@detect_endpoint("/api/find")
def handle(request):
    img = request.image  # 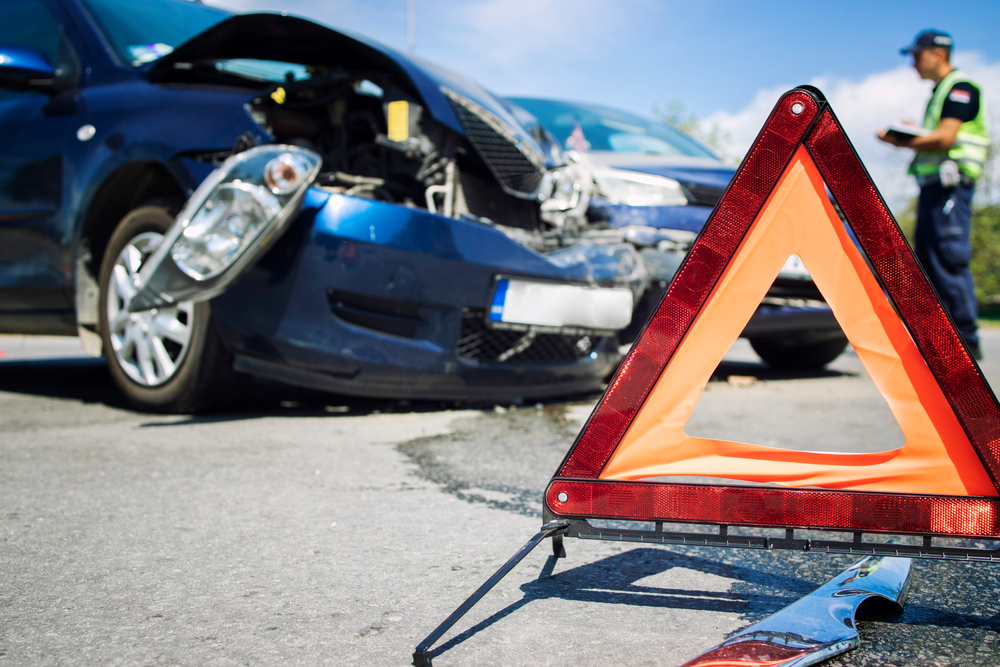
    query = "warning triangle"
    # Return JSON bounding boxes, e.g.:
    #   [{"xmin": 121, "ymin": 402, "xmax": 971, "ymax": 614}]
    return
[{"xmin": 546, "ymin": 87, "xmax": 1000, "ymax": 539}]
